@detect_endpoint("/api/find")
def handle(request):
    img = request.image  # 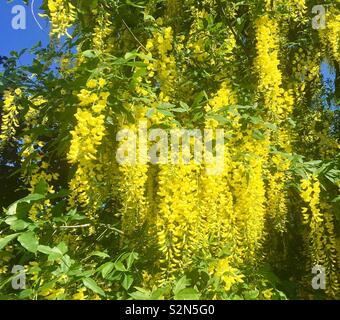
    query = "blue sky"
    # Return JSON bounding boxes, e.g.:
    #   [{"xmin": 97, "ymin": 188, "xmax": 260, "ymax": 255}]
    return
[{"xmin": 0, "ymin": 0, "xmax": 49, "ymax": 65}]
